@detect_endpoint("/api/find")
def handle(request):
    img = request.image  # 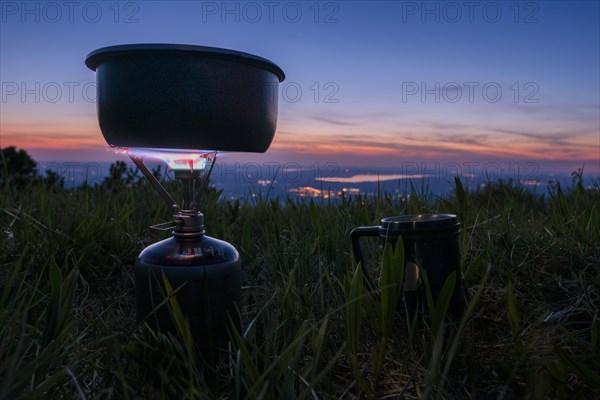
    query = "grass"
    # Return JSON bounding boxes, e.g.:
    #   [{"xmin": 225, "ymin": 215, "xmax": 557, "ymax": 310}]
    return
[{"xmin": 1, "ymin": 170, "xmax": 599, "ymax": 399}]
